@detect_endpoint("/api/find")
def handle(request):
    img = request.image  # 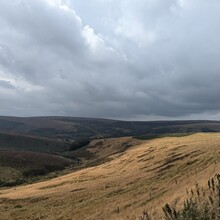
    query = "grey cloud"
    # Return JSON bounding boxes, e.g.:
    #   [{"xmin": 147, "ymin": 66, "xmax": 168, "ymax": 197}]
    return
[
  {"xmin": 0, "ymin": 0, "xmax": 220, "ymax": 119},
  {"xmin": 0, "ymin": 80, "xmax": 14, "ymax": 89}
]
